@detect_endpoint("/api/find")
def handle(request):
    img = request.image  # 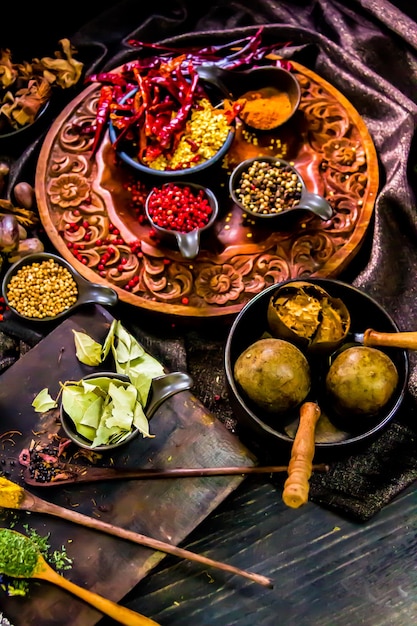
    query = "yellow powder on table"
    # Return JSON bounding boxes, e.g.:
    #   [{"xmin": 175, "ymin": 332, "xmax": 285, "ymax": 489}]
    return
[{"xmin": 0, "ymin": 476, "xmax": 24, "ymax": 509}]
